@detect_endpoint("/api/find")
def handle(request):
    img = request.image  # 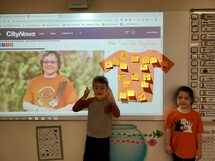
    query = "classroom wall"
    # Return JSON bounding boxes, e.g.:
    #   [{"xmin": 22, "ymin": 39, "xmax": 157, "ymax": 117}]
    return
[
  {"xmin": 0, "ymin": 0, "xmax": 215, "ymax": 13},
  {"xmin": 1, "ymin": 1, "xmax": 215, "ymax": 161}
]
